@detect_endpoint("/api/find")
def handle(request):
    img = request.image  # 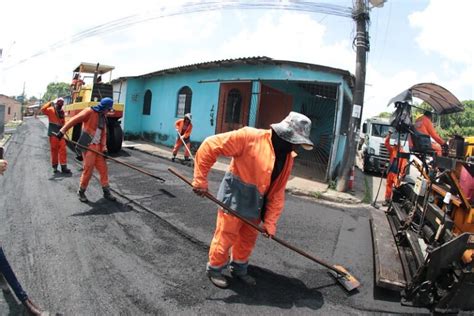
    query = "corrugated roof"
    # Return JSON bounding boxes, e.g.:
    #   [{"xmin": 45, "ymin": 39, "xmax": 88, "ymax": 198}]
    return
[{"xmin": 131, "ymin": 56, "xmax": 354, "ymax": 85}]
